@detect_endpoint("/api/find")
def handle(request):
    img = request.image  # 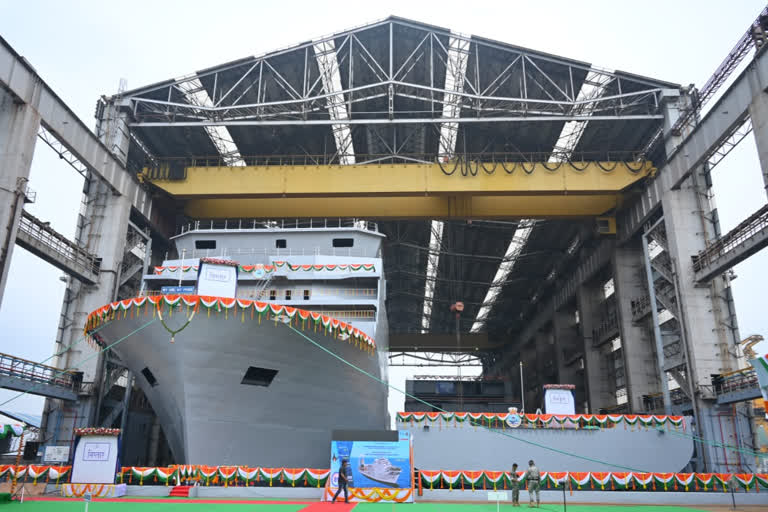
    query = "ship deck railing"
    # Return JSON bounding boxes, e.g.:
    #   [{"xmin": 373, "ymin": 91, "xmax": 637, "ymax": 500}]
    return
[
  {"xmin": 178, "ymin": 218, "xmax": 379, "ymax": 234},
  {"xmin": 167, "ymin": 246, "xmax": 380, "ymax": 259},
  {"xmin": 242, "ymin": 288, "xmax": 377, "ymax": 300},
  {"xmin": 139, "ymin": 288, "xmax": 377, "ymax": 299}
]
